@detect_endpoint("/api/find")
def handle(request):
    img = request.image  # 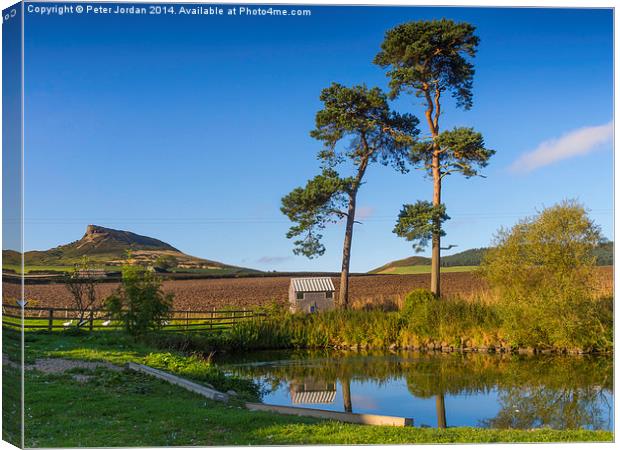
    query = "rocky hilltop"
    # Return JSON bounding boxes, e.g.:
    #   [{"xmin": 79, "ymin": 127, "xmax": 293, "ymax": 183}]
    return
[{"xmin": 76, "ymin": 225, "xmax": 179, "ymax": 254}]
